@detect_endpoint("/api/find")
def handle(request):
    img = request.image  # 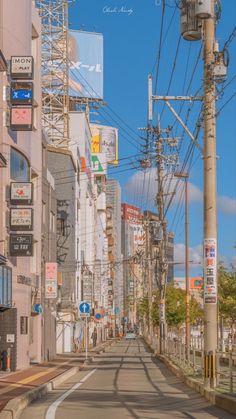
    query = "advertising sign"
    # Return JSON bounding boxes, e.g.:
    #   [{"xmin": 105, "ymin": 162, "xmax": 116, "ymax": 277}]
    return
[
  {"xmin": 121, "ymin": 204, "xmax": 142, "ymax": 224},
  {"xmin": 10, "ymin": 208, "xmax": 33, "ymax": 231},
  {"xmin": 10, "ymin": 56, "xmax": 34, "ymax": 79},
  {"xmin": 68, "ymin": 30, "xmax": 103, "ymax": 100},
  {"xmin": 9, "ymin": 234, "xmax": 33, "ymax": 257},
  {"xmin": 91, "ymin": 124, "xmax": 118, "ymax": 164},
  {"xmin": 10, "ymin": 82, "xmax": 33, "ymax": 105},
  {"xmin": 91, "ymin": 153, "xmax": 107, "ymax": 174},
  {"xmin": 100, "ymin": 126, "xmax": 118, "ymax": 164},
  {"xmin": 10, "ymin": 182, "xmax": 33, "ymax": 205},
  {"xmin": 10, "ymin": 107, "xmax": 33, "ymax": 131},
  {"xmin": 204, "ymin": 238, "xmax": 217, "ymax": 304},
  {"xmin": 82, "ymin": 272, "xmax": 93, "ymax": 306},
  {"xmin": 45, "ymin": 262, "xmax": 58, "ymax": 299}
]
